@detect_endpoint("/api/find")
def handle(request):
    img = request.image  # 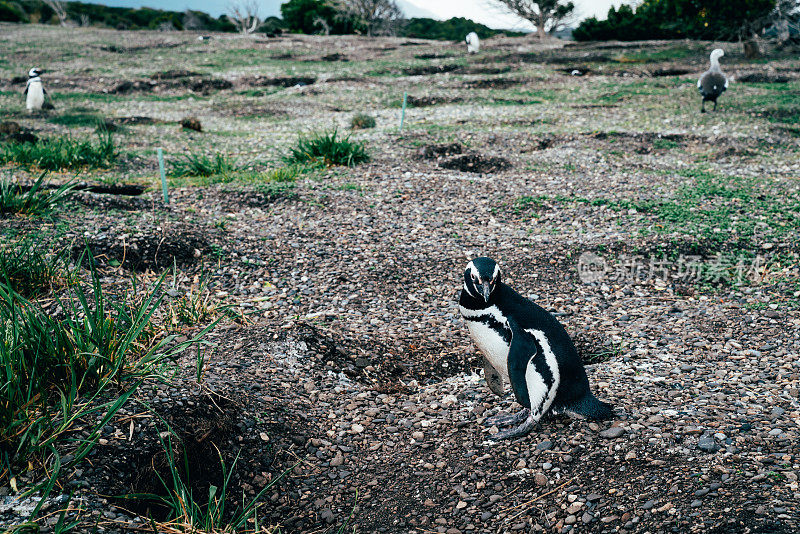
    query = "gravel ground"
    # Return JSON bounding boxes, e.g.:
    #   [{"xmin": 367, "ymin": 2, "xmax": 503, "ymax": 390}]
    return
[{"xmin": 0, "ymin": 25, "xmax": 799, "ymax": 533}]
